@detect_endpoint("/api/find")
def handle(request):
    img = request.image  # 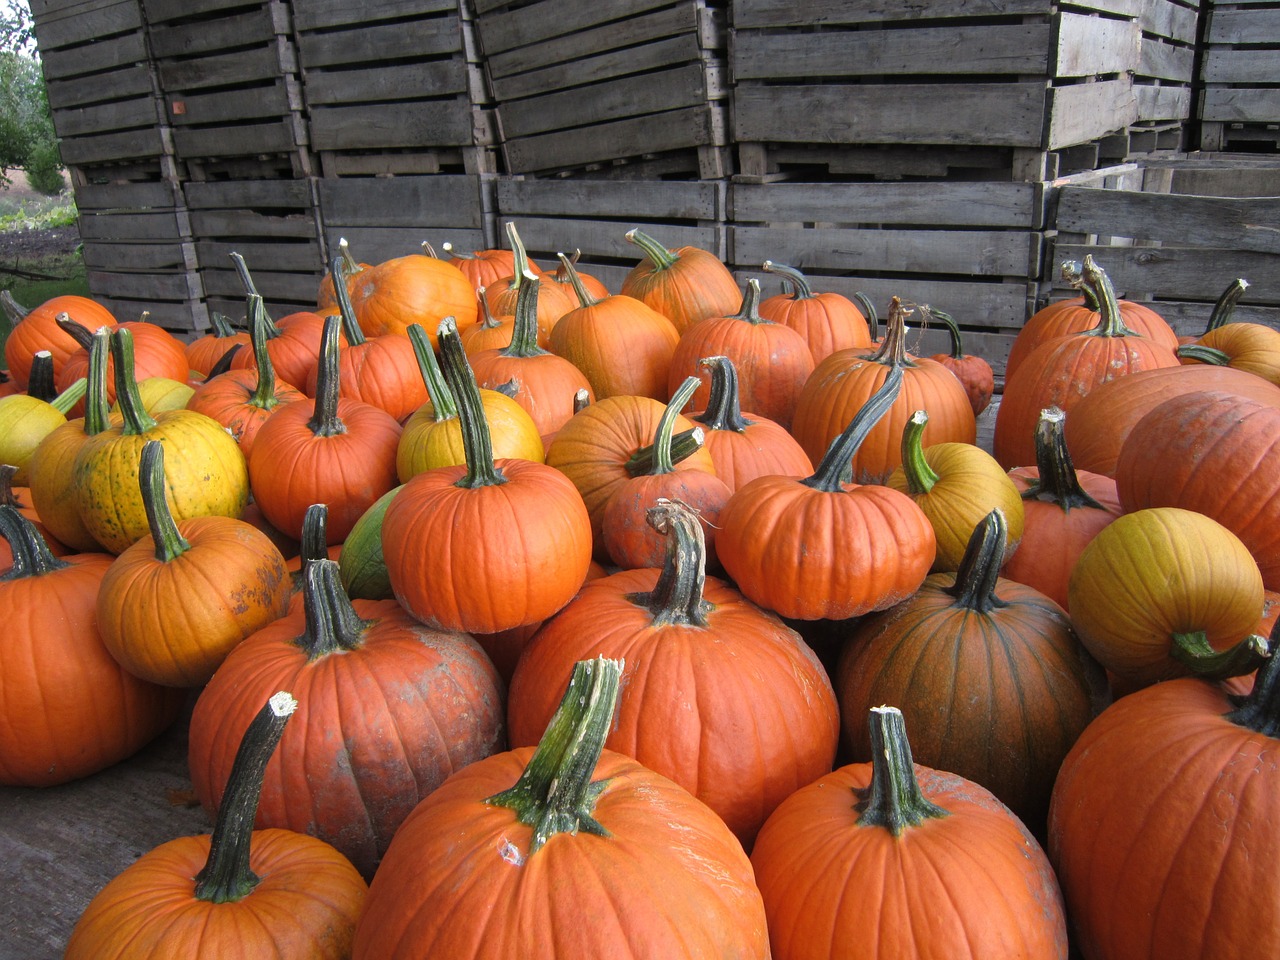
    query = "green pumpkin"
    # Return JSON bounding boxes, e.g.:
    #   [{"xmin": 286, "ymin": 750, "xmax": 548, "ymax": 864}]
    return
[{"xmin": 339, "ymin": 484, "xmax": 401, "ymax": 600}]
